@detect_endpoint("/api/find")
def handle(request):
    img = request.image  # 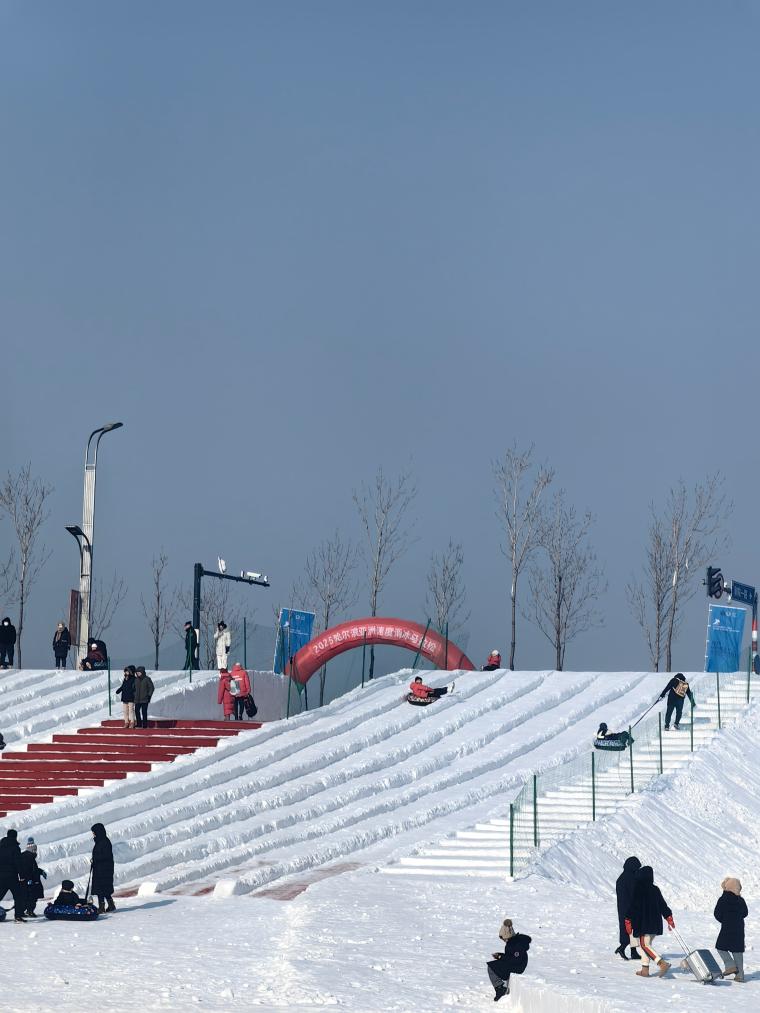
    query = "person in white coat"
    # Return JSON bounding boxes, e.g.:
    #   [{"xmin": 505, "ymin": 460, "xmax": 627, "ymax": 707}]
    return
[{"xmin": 214, "ymin": 621, "xmax": 231, "ymax": 670}]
